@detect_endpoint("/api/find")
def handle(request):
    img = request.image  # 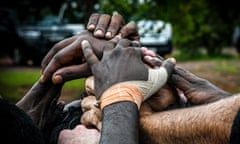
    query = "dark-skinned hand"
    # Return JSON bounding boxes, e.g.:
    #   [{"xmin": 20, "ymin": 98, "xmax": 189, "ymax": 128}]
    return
[
  {"xmin": 16, "ymin": 81, "xmax": 64, "ymax": 141},
  {"xmin": 169, "ymin": 67, "xmax": 231, "ymax": 105},
  {"xmin": 81, "ymin": 38, "xmax": 175, "ymax": 144},
  {"xmin": 141, "ymin": 54, "xmax": 230, "ymax": 107},
  {"xmin": 81, "ymin": 38, "xmax": 175, "ymax": 100},
  {"xmin": 87, "ymin": 13, "xmax": 138, "ymax": 40},
  {"xmin": 40, "ymin": 13, "xmax": 139, "ymax": 85}
]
